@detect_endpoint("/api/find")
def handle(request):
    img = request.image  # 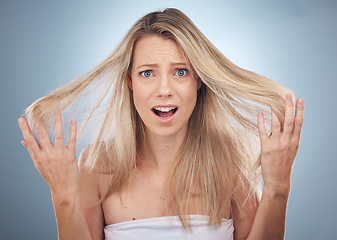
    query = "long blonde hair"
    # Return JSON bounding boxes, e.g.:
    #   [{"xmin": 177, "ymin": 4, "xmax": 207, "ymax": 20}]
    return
[{"xmin": 25, "ymin": 8, "xmax": 289, "ymax": 227}]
